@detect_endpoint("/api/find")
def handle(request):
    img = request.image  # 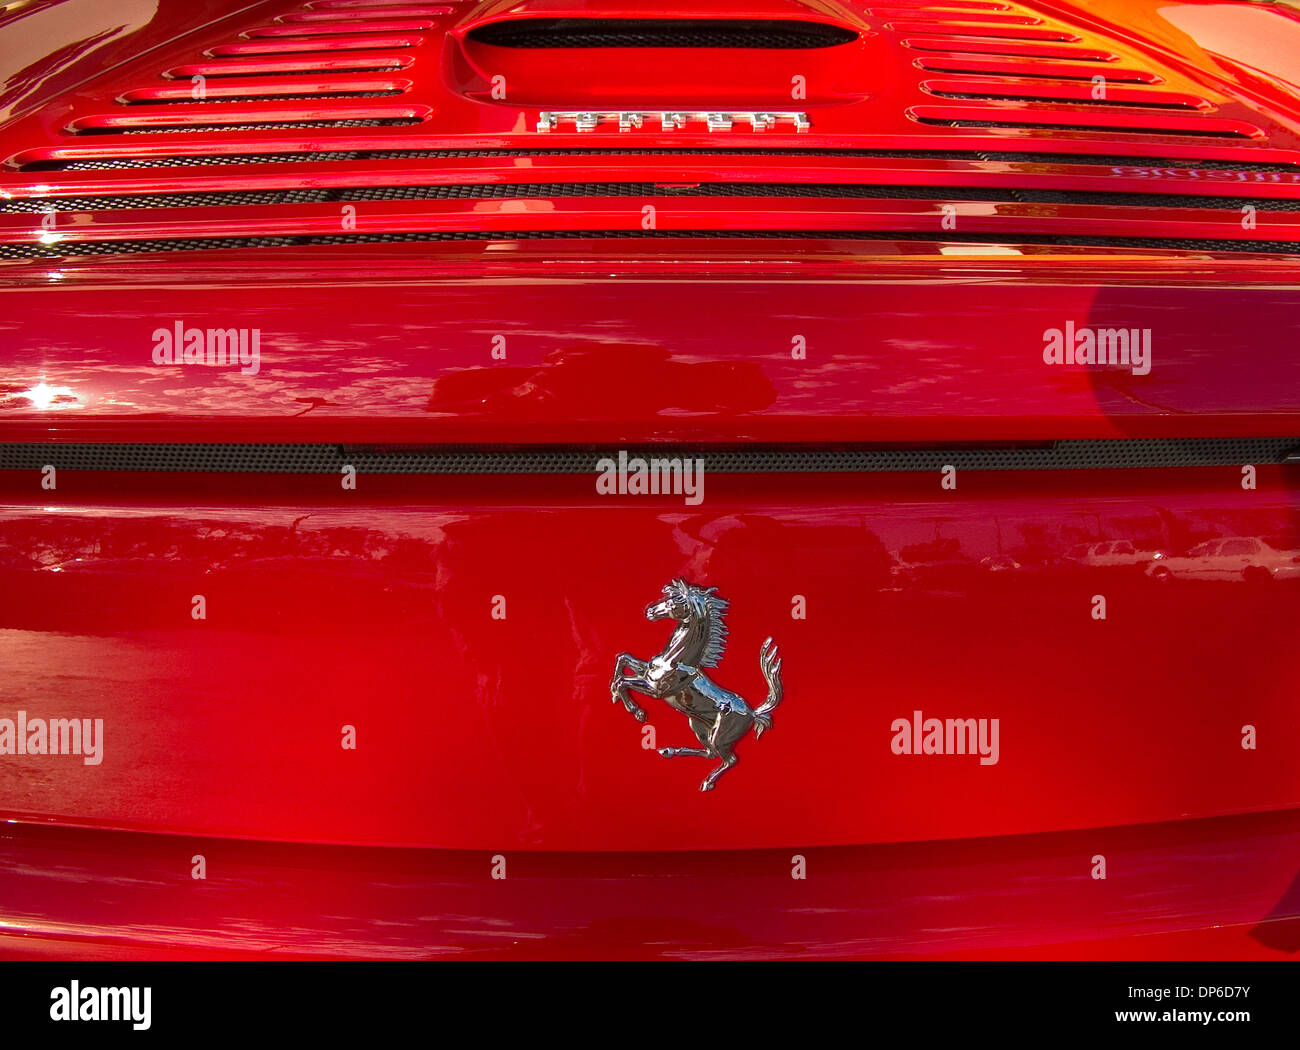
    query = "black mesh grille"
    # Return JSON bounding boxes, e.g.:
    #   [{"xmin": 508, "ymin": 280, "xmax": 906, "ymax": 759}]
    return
[
  {"xmin": 74, "ymin": 118, "xmax": 422, "ymax": 135},
  {"xmin": 0, "ymin": 439, "xmax": 1294, "ymax": 475},
  {"xmin": 2, "ymin": 230, "xmax": 1298, "ymax": 259},
  {"xmin": 467, "ymin": 18, "xmax": 858, "ymax": 49},
  {"xmin": 9, "ymin": 181, "xmax": 1299, "ymax": 213},
  {"xmin": 124, "ymin": 90, "xmax": 405, "ymax": 104},
  {"xmin": 23, "ymin": 148, "xmax": 1297, "ymax": 172}
]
